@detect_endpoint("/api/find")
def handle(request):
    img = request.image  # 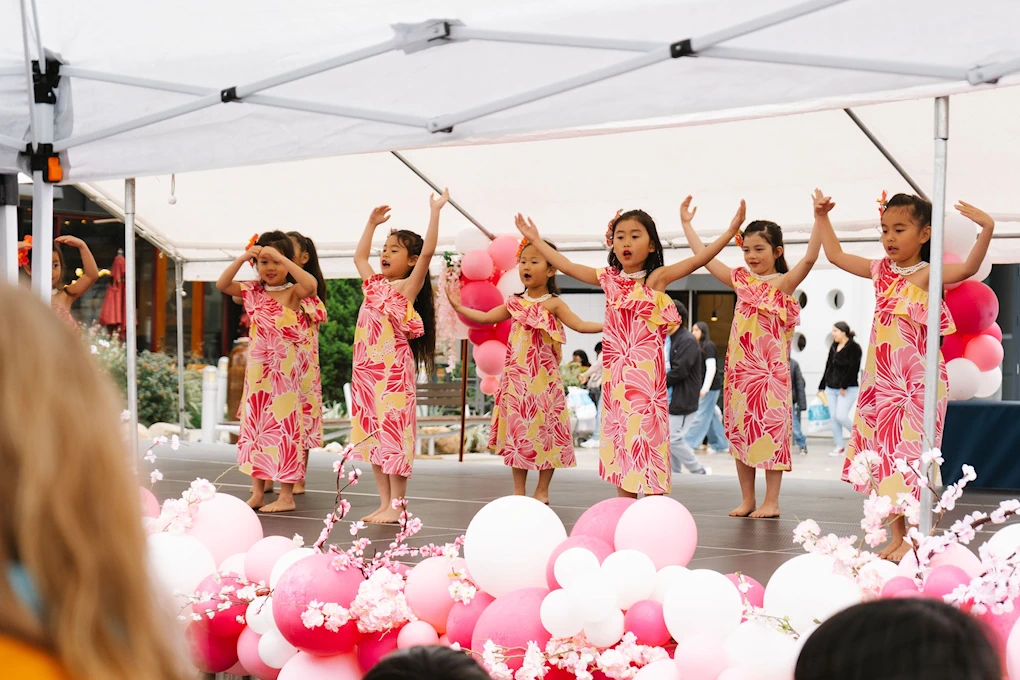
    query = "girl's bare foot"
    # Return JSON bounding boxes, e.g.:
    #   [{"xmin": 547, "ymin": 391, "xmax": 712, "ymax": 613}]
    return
[
  {"xmin": 294, "ymin": 481, "xmax": 306, "ymax": 495},
  {"xmin": 259, "ymin": 497, "xmax": 297, "ymax": 513},
  {"xmin": 361, "ymin": 508, "xmax": 384, "ymax": 522},
  {"xmin": 246, "ymin": 493, "xmax": 264, "ymax": 509},
  {"xmin": 878, "ymin": 537, "xmax": 911, "ymax": 562},
  {"xmin": 533, "ymin": 493, "xmax": 550, "ymax": 505},
  {"xmin": 260, "ymin": 482, "xmax": 275, "ymax": 494},
  {"xmin": 750, "ymin": 502, "xmax": 780, "ymax": 519},
  {"xmin": 367, "ymin": 508, "xmax": 403, "ymax": 524},
  {"xmin": 729, "ymin": 501, "xmax": 756, "ymax": 517}
]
